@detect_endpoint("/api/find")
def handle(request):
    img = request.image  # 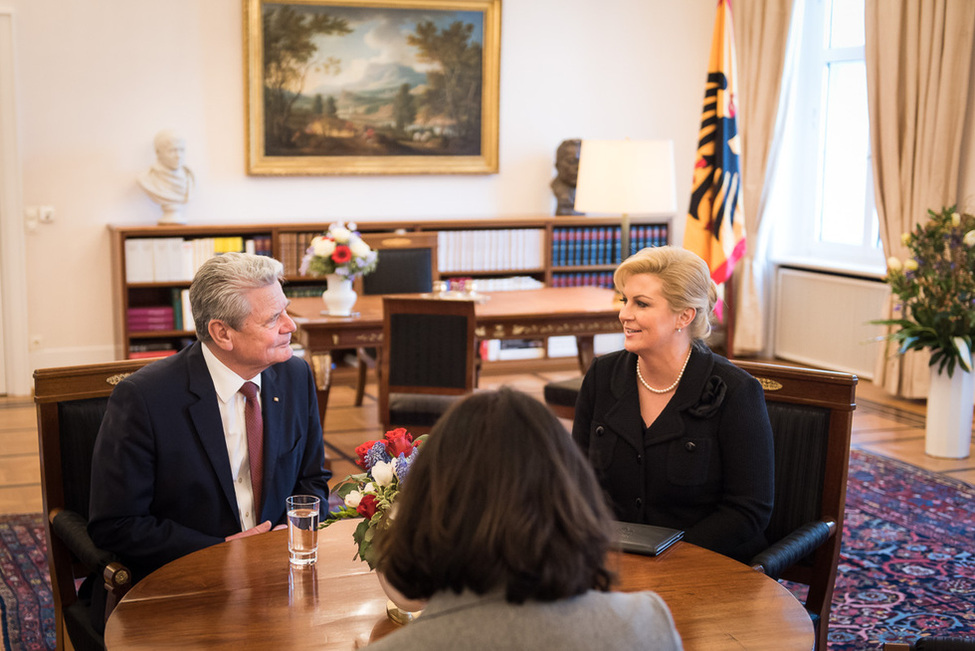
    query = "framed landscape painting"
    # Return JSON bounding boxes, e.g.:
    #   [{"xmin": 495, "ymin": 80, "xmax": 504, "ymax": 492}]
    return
[{"xmin": 245, "ymin": 0, "xmax": 501, "ymax": 175}]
